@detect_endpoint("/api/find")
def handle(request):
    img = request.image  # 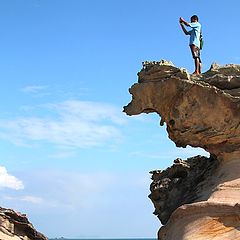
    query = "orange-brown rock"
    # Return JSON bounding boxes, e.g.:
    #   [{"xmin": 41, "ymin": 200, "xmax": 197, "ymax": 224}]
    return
[
  {"xmin": 0, "ymin": 207, "xmax": 48, "ymax": 240},
  {"xmin": 158, "ymin": 202, "xmax": 240, "ymax": 240},
  {"xmin": 124, "ymin": 60, "xmax": 240, "ymax": 157},
  {"xmin": 124, "ymin": 60, "xmax": 240, "ymax": 240}
]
